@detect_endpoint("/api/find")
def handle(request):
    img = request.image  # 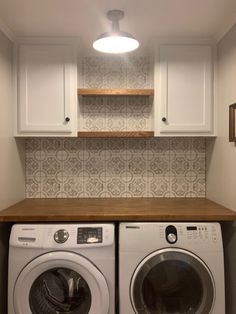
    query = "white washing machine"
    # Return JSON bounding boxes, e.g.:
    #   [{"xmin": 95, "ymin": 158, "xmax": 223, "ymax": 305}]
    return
[
  {"xmin": 8, "ymin": 223, "xmax": 115, "ymax": 314},
  {"xmin": 119, "ymin": 222, "xmax": 225, "ymax": 314}
]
